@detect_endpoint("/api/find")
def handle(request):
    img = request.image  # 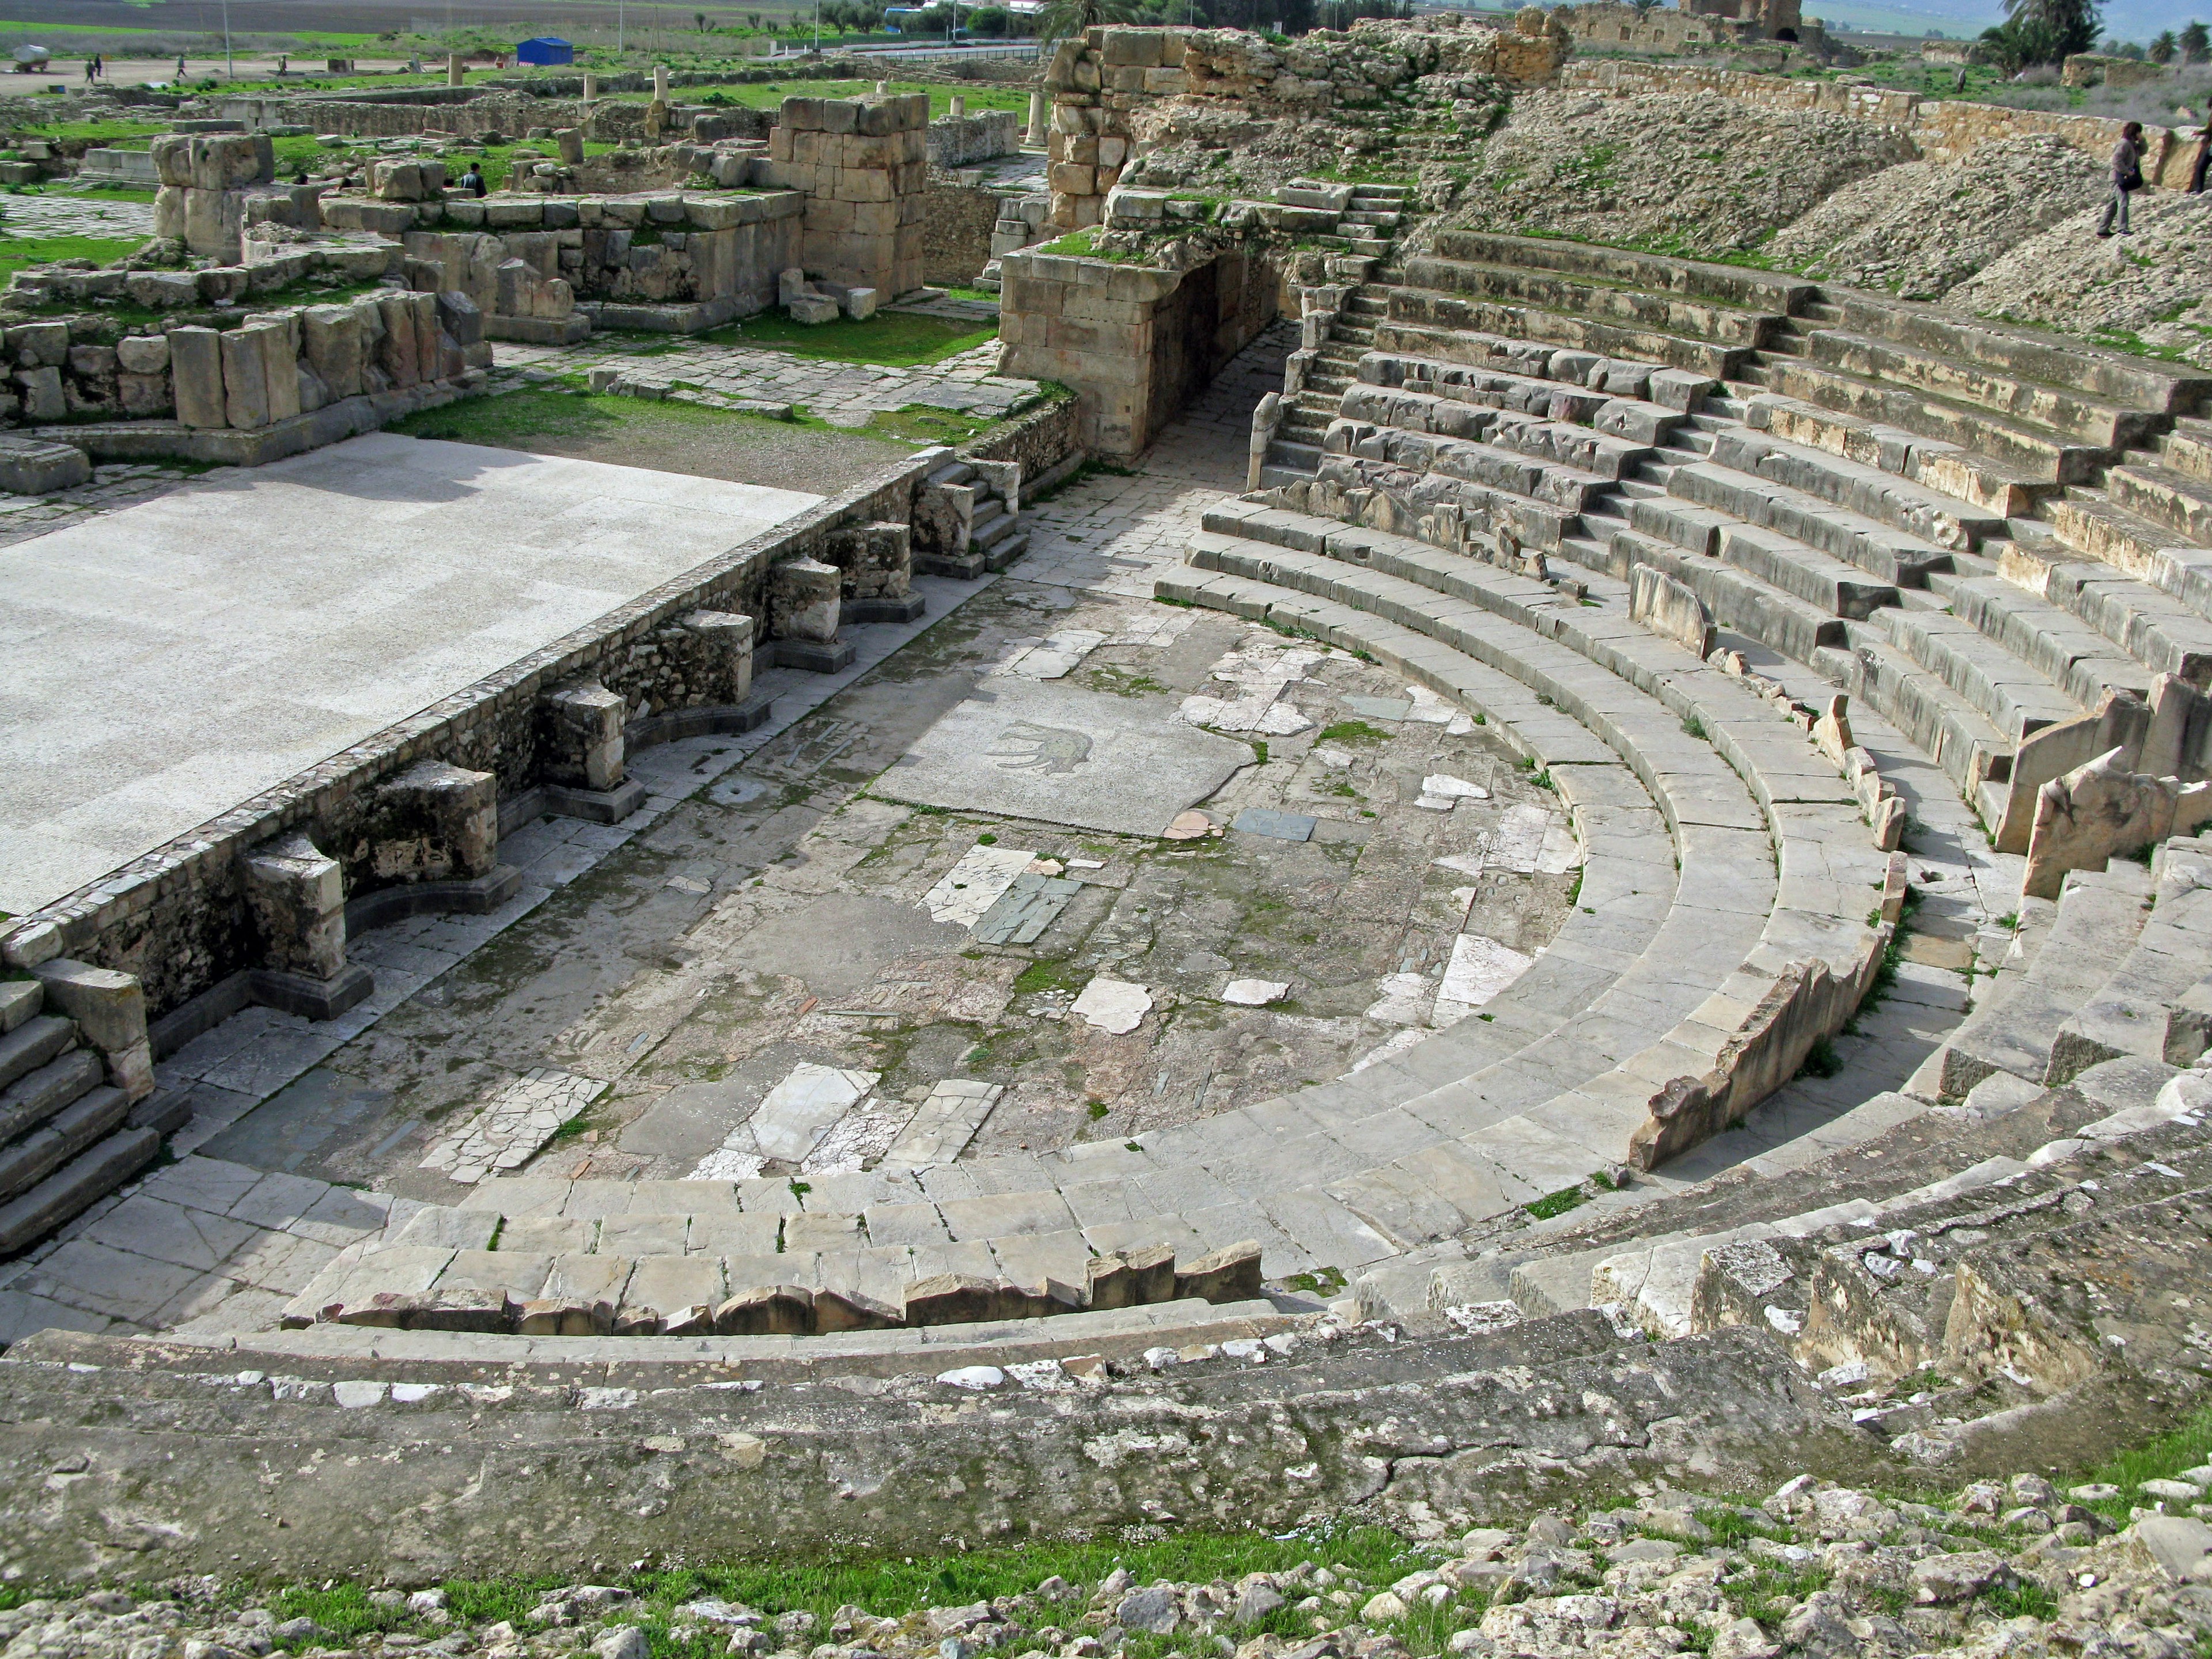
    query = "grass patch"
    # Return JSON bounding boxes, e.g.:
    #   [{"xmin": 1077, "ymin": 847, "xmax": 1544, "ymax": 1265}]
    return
[
  {"xmin": 1797, "ymin": 1037, "xmax": 1842, "ymax": 1080},
  {"xmin": 1524, "ymin": 1184, "xmax": 1588, "ymax": 1221},
  {"xmin": 0, "ymin": 230, "xmax": 141, "ymax": 281},
  {"xmin": 865, "ymin": 404, "xmax": 997, "ymax": 446},
  {"xmin": 700, "ymin": 308, "xmax": 995, "ymax": 368},
  {"xmin": 1317, "ymin": 719, "xmax": 1391, "ymax": 745}
]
